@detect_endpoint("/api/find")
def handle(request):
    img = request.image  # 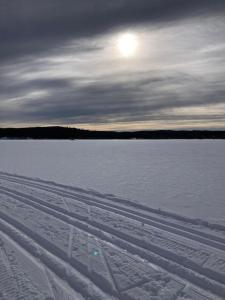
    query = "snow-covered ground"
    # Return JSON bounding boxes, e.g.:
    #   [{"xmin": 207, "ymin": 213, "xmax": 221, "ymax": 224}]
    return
[
  {"xmin": 0, "ymin": 140, "xmax": 225, "ymax": 299},
  {"xmin": 0, "ymin": 172, "xmax": 225, "ymax": 299},
  {"xmin": 0, "ymin": 140, "xmax": 225, "ymax": 224}
]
